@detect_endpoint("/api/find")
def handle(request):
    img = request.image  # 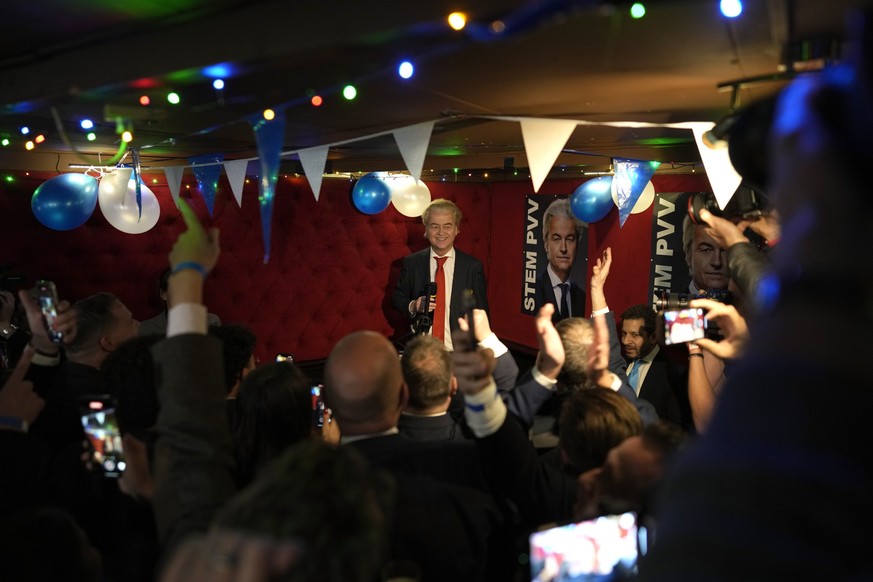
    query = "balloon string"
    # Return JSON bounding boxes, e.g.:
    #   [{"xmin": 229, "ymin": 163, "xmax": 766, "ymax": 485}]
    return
[{"xmin": 51, "ymin": 107, "xmax": 129, "ymax": 167}]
